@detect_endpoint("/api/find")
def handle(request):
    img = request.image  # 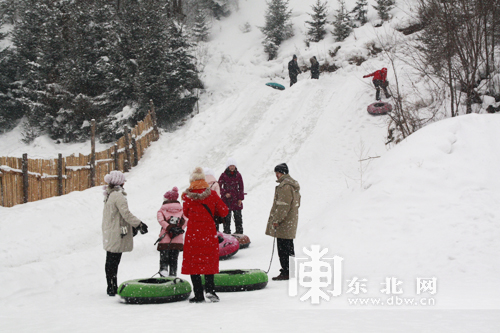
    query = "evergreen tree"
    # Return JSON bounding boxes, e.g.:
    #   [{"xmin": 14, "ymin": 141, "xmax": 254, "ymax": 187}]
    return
[
  {"xmin": 351, "ymin": 0, "xmax": 368, "ymax": 25},
  {"xmin": 260, "ymin": 0, "xmax": 293, "ymax": 60},
  {"xmin": 192, "ymin": 9, "xmax": 210, "ymax": 42},
  {"xmin": 305, "ymin": 0, "xmax": 328, "ymax": 43},
  {"xmin": 158, "ymin": 21, "xmax": 203, "ymax": 126},
  {"xmin": 12, "ymin": 0, "xmax": 68, "ymax": 142},
  {"xmin": 332, "ymin": 0, "xmax": 353, "ymax": 42},
  {"xmin": 0, "ymin": 47, "xmax": 25, "ymax": 132},
  {"xmin": 51, "ymin": 0, "xmax": 120, "ymax": 142},
  {"xmin": 373, "ymin": 0, "xmax": 395, "ymax": 21}
]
